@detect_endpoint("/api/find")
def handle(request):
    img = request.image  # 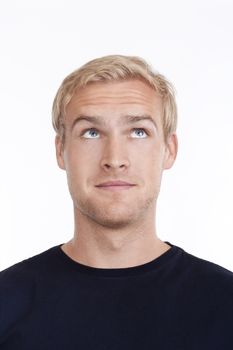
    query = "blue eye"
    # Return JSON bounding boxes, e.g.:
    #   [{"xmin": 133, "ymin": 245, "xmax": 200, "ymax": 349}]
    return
[
  {"xmin": 132, "ymin": 128, "xmax": 147, "ymax": 138},
  {"xmin": 81, "ymin": 128, "xmax": 148, "ymax": 139},
  {"xmin": 82, "ymin": 128, "xmax": 99, "ymax": 138}
]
